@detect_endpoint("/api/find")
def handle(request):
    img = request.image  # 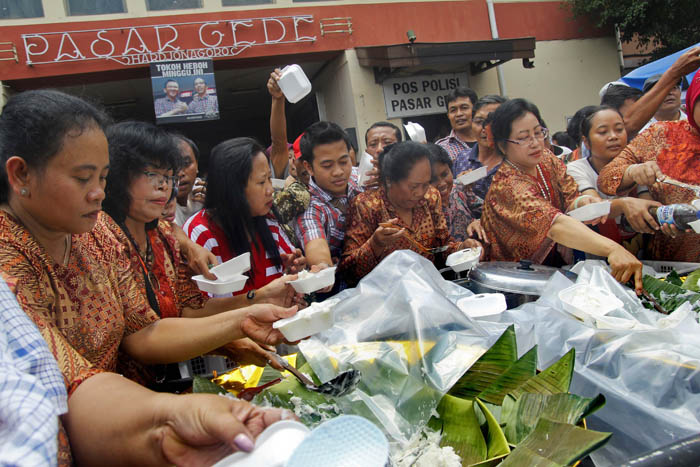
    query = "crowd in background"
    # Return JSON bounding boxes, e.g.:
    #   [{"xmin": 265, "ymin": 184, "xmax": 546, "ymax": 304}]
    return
[{"xmin": 1, "ymin": 46, "xmax": 699, "ymax": 464}]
